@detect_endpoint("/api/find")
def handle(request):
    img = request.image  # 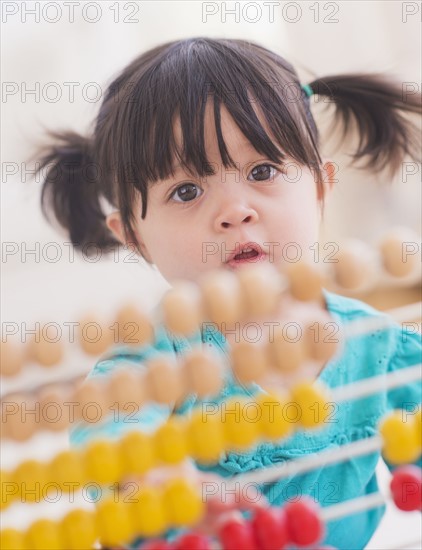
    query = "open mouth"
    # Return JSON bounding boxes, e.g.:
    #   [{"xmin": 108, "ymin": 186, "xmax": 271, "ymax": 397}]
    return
[
  {"xmin": 226, "ymin": 244, "xmax": 266, "ymax": 268},
  {"xmin": 233, "ymin": 247, "xmax": 260, "ymax": 261}
]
